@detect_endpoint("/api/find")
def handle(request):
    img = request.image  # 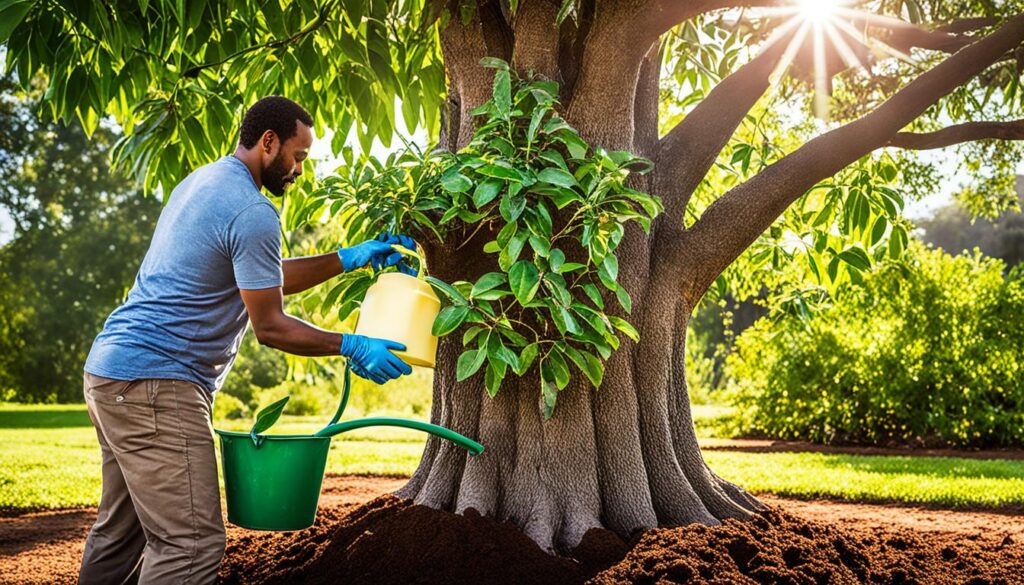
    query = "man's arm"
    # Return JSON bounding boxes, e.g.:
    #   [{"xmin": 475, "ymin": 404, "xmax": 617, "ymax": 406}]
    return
[
  {"xmin": 240, "ymin": 286, "xmax": 342, "ymax": 354},
  {"xmin": 280, "ymin": 232, "xmax": 417, "ymax": 295},
  {"xmin": 281, "ymin": 253, "xmax": 343, "ymax": 296},
  {"xmin": 240, "ymin": 286, "xmax": 414, "ymax": 383}
]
